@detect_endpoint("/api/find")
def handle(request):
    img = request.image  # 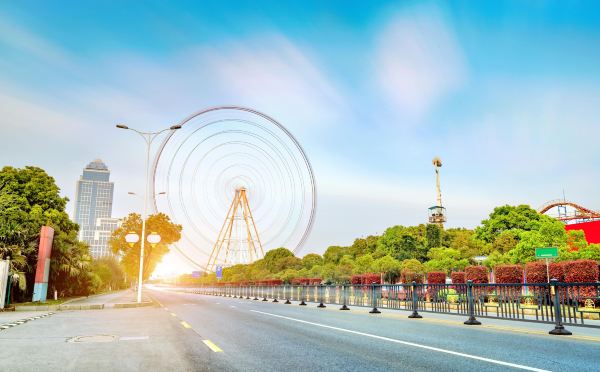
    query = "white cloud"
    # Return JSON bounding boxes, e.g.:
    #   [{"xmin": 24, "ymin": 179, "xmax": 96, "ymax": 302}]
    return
[{"xmin": 375, "ymin": 6, "xmax": 466, "ymax": 118}]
